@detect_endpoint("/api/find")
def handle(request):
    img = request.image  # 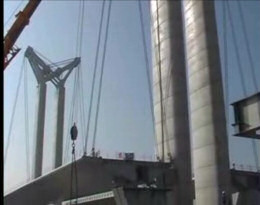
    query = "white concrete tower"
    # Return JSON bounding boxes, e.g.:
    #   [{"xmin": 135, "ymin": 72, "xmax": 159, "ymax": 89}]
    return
[
  {"xmin": 151, "ymin": 0, "xmax": 193, "ymax": 204},
  {"xmin": 183, "ymin": 0, "xmax": 231, "ymax": 204}
]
